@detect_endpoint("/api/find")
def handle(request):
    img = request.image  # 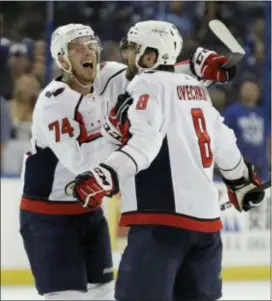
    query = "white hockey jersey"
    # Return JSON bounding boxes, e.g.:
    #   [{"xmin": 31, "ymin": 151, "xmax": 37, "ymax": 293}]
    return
[
  {"xmin": 104, "ymin": 71, "xmax": 247, "ymax": 232},
  {"xmin": 20, "ymin": 60, "xmax": 211, "ymax": 215},
  {"xmin": 20, "ymin": 78, "xmax": 116, "ymax": 214},
  {"xmin": 95, "ymin": 59, "xmax": 211, "ymax": 111}
]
